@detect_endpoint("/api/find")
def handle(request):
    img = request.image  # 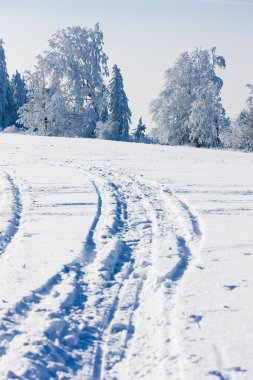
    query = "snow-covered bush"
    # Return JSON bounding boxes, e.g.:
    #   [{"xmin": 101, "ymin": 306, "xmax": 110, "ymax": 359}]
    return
[
  {"xmin": 1, "ymin": 124, "xmax": 28, "ymax": 134},
  {"xmin": 96, "ymin": 120, "xmax": 121, "ymax": 140}
]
